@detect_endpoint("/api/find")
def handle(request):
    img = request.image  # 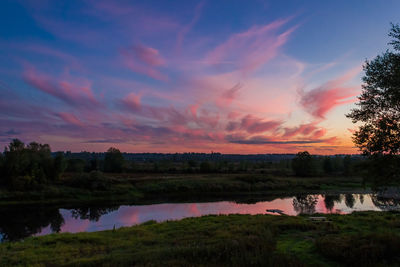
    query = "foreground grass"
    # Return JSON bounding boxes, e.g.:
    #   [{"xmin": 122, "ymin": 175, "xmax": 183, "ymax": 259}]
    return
[
  {"xmin": 2, "ymin": 211, "xmax": 400, "ymax": 266},
  {"xmin": 0, "ymin": 173, "xmax": 366, "ymax": 205}
]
